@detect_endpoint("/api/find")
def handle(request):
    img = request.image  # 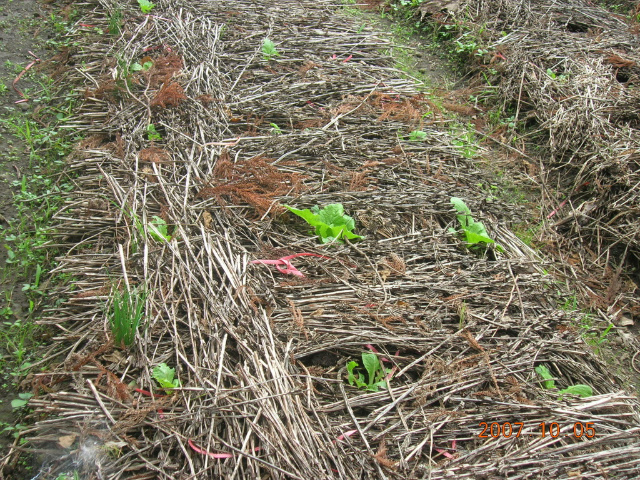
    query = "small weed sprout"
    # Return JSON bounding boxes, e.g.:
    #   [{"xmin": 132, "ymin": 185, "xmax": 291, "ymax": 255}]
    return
[
  {"xmin": 262, "ymin": 38, "xmax": 280, "ymax": 61},
  {"xmin": 110, "ymin": 286, "xmax": 146, "ymax": 348},
  {"xmin": 108, "ymin": 9, "xmax": 122, "ymax": 35}
]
